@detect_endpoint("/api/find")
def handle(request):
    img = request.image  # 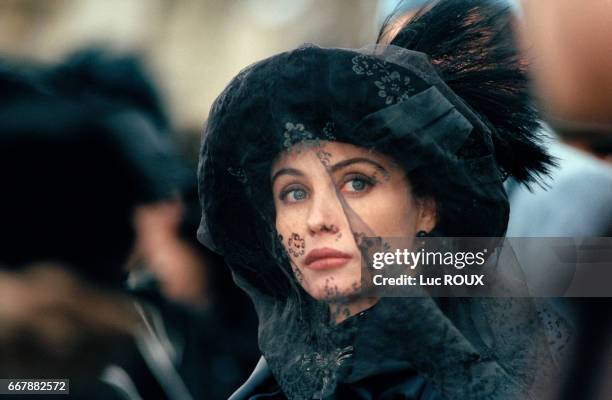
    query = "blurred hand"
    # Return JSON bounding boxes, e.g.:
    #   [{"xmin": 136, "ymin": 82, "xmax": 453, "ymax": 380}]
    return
[{"xmin": 0, "ymin": 265, "xmax": 140, "ymax": 379}]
